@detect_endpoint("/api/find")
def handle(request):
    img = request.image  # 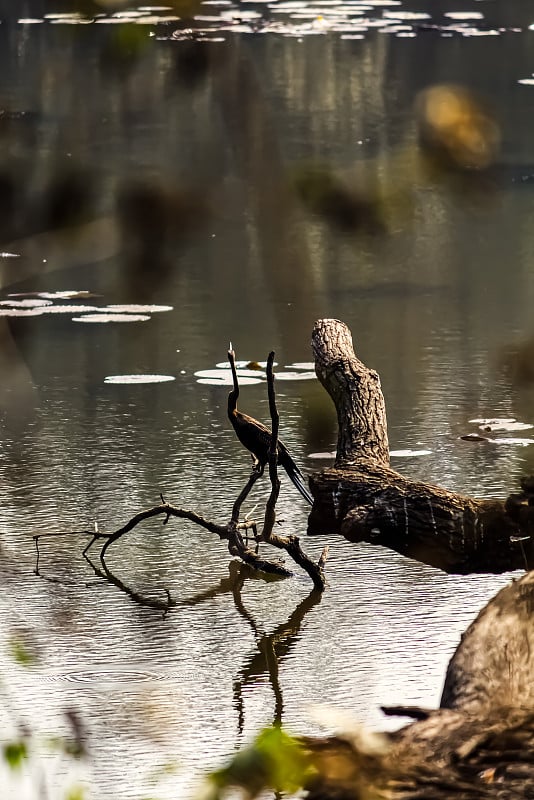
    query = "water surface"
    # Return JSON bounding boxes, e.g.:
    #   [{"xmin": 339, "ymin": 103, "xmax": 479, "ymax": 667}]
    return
[{"xmin": 0, "ymin": 1, "xmax": 533, "ymax": 797}]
